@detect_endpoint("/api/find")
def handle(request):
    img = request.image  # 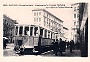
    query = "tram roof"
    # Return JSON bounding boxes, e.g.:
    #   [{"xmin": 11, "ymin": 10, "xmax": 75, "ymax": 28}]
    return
[{"xmin": 15, "ymin": 24, "xmax": 38, "ymax": 26}]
